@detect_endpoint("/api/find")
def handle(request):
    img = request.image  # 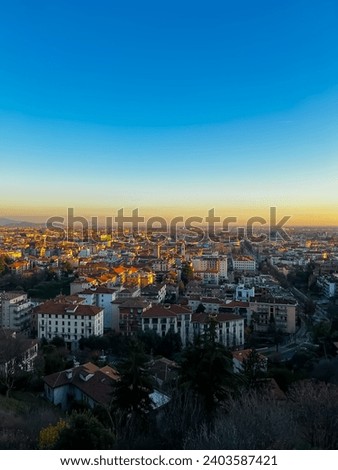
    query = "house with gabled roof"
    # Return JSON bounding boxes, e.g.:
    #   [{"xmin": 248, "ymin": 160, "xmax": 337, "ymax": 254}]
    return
[{"xmin": 43, "ymin": 362, "xmax": 119, "ymax": 410}]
